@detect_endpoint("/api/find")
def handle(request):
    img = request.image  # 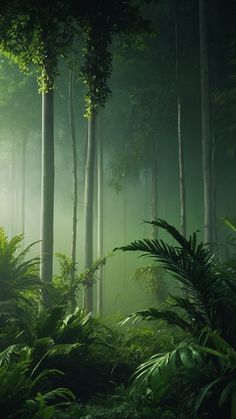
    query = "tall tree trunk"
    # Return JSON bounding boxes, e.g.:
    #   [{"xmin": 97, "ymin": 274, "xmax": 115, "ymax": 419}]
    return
[
  {"xmin": 211, "ymin": 106, "xmax": 216, "ymax": 244},
  {"xmin": 69, "ymin": 68, "xmax": 78, "ymax": 275},
  {"xmin": 40, "ymin": 89, "xmax": 54, "ymax": 284},
  {"xmin": 174, "ymin": 7, "xmax": 186, "ymax": 237},
  {"xmin": 84, "ymin": 112, "xmax": 96, "ymax": 313},
  {"xmin": 199, "ymin": 0, "xmax": 214, "ymax": 245},
  {"xmin": 96, "ymin": 111, "xmax": 104, "ymax": 315},
  {"xmin": 122, "ymin": 183, "xmax": 127, "ymax": 294},
  {"xmin": 150, "ymin": 138, "xmax": 158, "ymax": 239},
  {"xmin": 21, "ymin": 132, "xmax": 28, "ymax": 236},
  {"xmin": 10, "ymin": 135, "xmax": 20, "ymax": 236},
  {"xmin": 10, "ymin": 135, "xmax": 16, "ymax": 237}
]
